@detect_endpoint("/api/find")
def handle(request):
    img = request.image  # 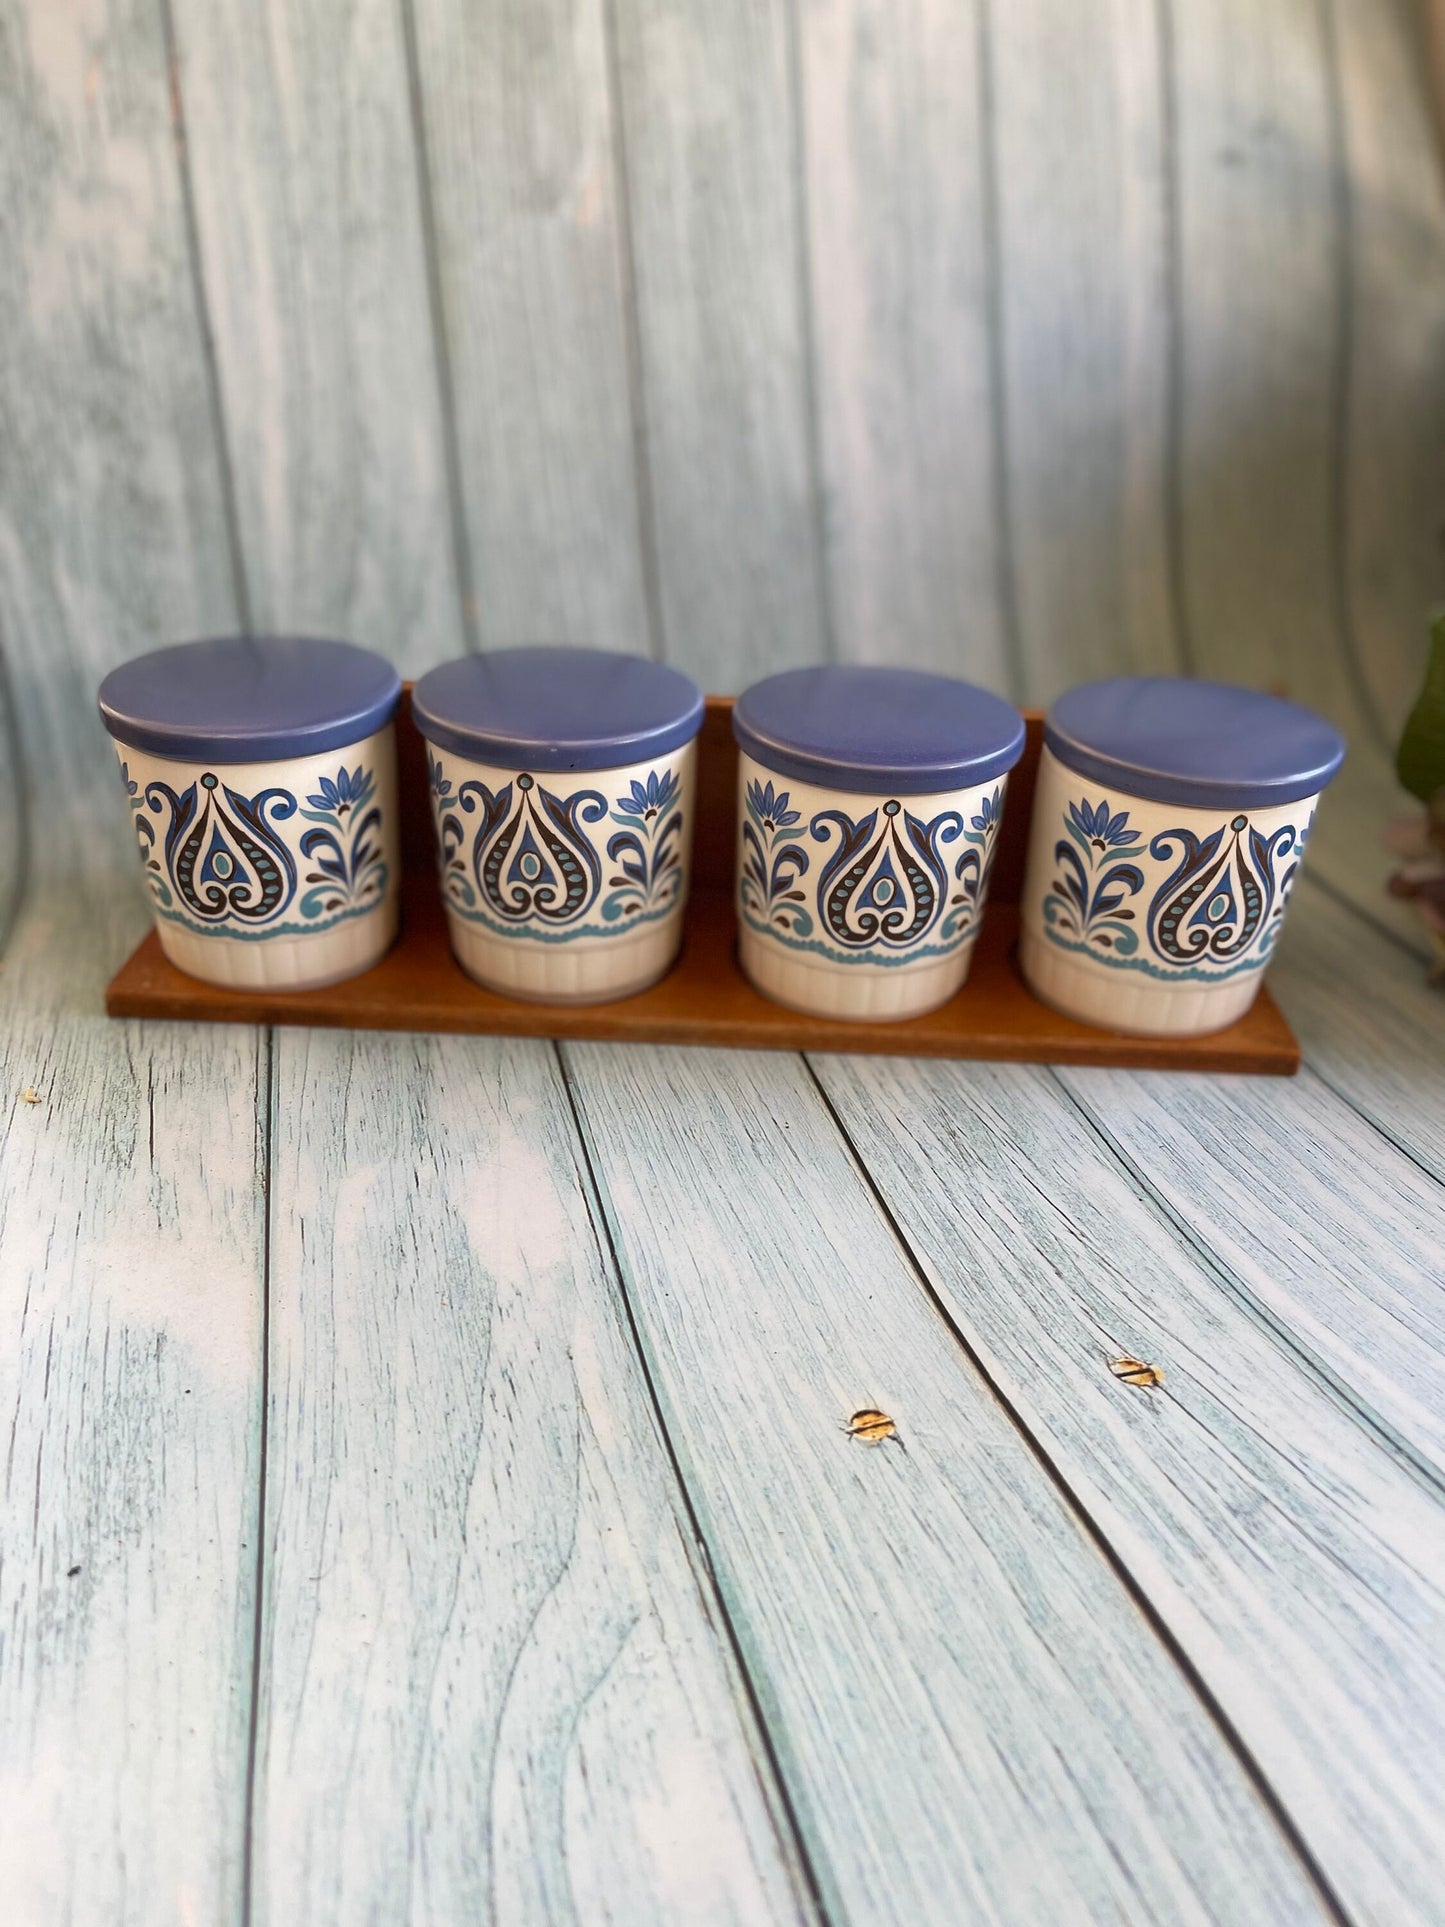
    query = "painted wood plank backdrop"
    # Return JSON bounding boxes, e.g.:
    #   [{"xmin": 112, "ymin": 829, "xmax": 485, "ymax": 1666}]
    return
[
  {"xmin": 0, "ymin": 889, "xmax": 265, "ymax": 1924},
  {"xmin": 256, "ymin": 1028, "xmax": 815, "ymax": 1925},
  {"xmin": 0, "ymin": 10, "xmax": 267, "ymax": 1916},
  {"xmin": 1057, "ymin": 1053, "xmax": 1445, "ymax": 1483},
  {"xmin": 811, "ymin": 1044, "xmax": 1445, "ymax": 1926},
  {"xmin": 562, "ymin": 1040, "xmax": 1330, "ymax": 1926},
  {"xmin": 1, "ymin": 7, "xmax": 1444, "ymax": 1918},
  {"xmin": 4, "ymin": 0, "xmax": 1445, "ymax": 871},
  {"xmin": 170, "ymin": 0, "xmax": 467, "ymax": 662}
]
